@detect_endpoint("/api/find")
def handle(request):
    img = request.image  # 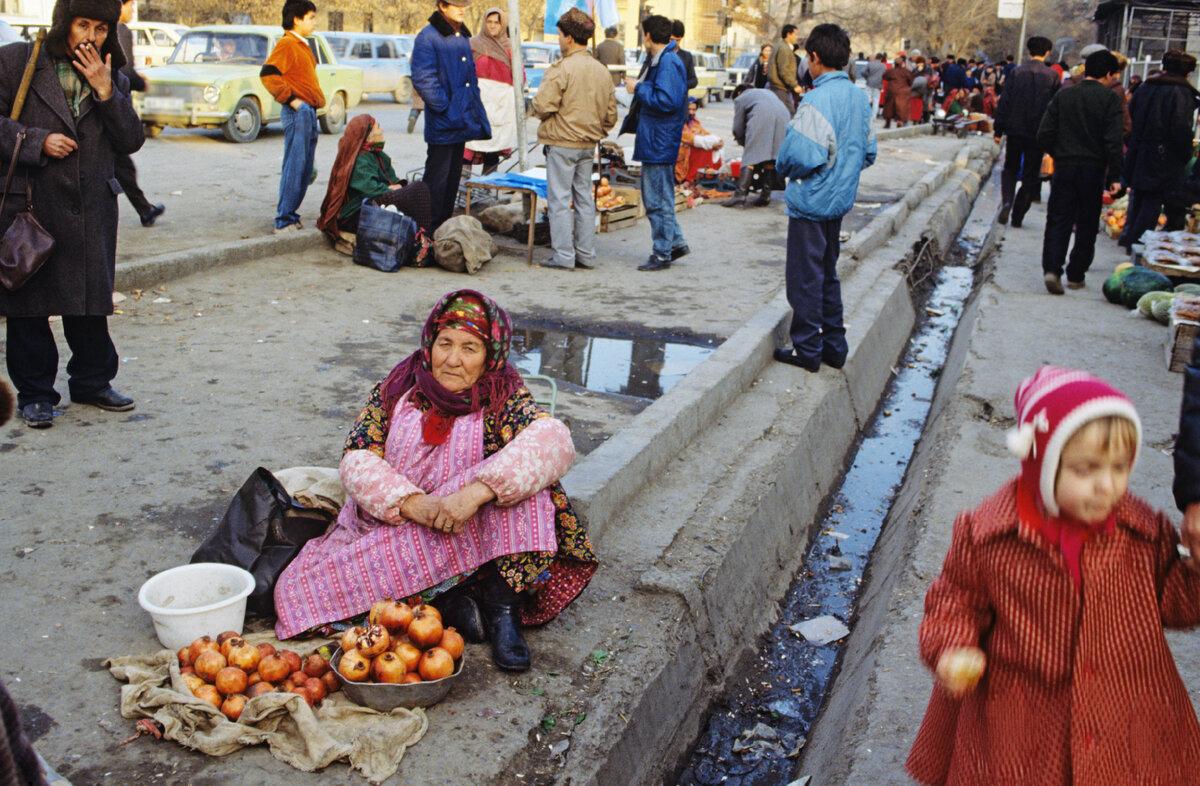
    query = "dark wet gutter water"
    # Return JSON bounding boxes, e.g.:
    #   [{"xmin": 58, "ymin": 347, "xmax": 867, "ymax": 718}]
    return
[{"xmin": 675, "ymin": 265, "xmax": 975, "ymax": 785}]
